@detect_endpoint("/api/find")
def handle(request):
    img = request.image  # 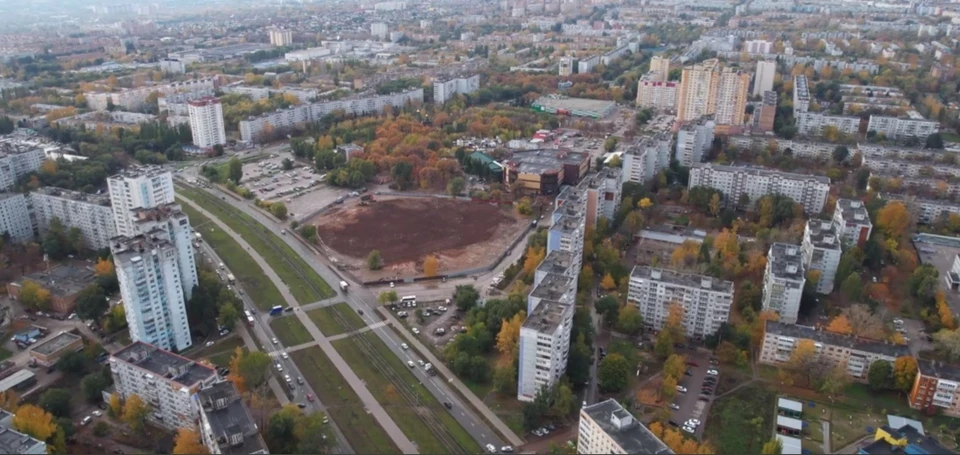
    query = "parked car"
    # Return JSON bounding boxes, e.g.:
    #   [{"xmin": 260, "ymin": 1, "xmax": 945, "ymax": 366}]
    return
[
  {"xmin": 668, "ymin": 403, "xmax": 680, "ymax": 410},
  {"xmin": 501, "ymin": 446, "xmax": 514, "ymax": 453},
  {"xmin": 676, "ymin": 385, "xmax": 688, "ymax": 393},
  {"xmin": 687, "ymin": 418, "xmax": 701, "ymax": 427},
  {"xmin": 682, "ymin": 425, "xmax": 695, "ymax": 434},
  {"xmin": 307, "ymin": 394, "xmax": 315, "ymax": 402},
  {"xmin": 707, "ymin": 369, "xmax": 719, "ymax": 376}
]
